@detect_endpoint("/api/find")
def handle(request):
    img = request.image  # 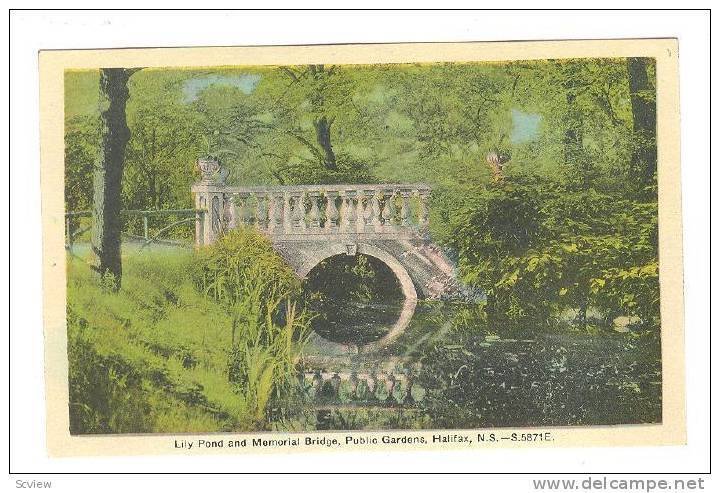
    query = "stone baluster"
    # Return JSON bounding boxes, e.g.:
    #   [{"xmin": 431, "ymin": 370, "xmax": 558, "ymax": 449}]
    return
[
  {"xmin": 355, "ymin": 191, "xmax": 366, "ymax": 232},
  {"xmin": 349, "ymin": 372, "xmax": 359, "ymax": 399},
  {"xmin": 386, "ymin": 374, "xmax": 397, "ymax": 402},
  {"xmin": 194, "ymin": 183, "xmax": 431, "ymax": 242},
  {"xmin": 225, "ymin": 196, "xmax": 237, "ymax": 230},
  {"xmin": 245, "ymin": 194, "xmax": 255, "ymax": 226},
  {"xmin": 337, "ymin": 191, "xmax": 347, "ymax": 230},
  {"xmin": 381, "ymin": 189, "xmax": 397, "ymax": 229},
  {"xmin": 254, "ymin": 193, "xmax": 269, "ymax": 230},
  {"xmin": 400, "ymin": 190, "xmax": 411, "ymax": 226},
  {"xmin": 392, "ymin": 190, "xmax": 402, "ymax": 226},
  {"xmin": 312, "ymin": 370, "xmax": 324, "ymax": 395},
  {"xmin": 367, "ymin": 373, "xmax": 377, "ymax": 397},
  {"xmin": 370, "ymin": 190, "xmax": 382, "ymax": 230},
  {"xmin": 283, "ymin": 192, "xmax": 291, "ymax": 233},
  {"xmin": 232, "ymin": 195, "xmax": 242, "ymax": 226},
  {"xmin": 417, "ymin": 189, "xmax": 429, "ymax": 228},
  {"xmin": 236, "ymin": 194, "xmax": 252, "ymax": 226},
  {"xmin": 324, "ymin": 191, "xmax": 340, "ymax": 230},
  {"xmin": 307, "ymin": 191, "xmax": 321, "ymax": 229},
  {"xmin": 268, "ymin": 191, "xmax": 284, "ymax": 233},
  {"xmin": 330, "ymin": 373, "xmax": 342, "ymax": 398},
  {"xmin": 340, "ymin": 190, "xmax": 357, "ymax": 231},
  {"xmin": 291, "ymin": 192, "xmax": 306, "ymax": 230},
  {"xmin": 374, "ymin": 375, "xmax": 388, "ymax": 401},
  {"xmin": 359, "ymin": 190, "xmax": 371, "ymax": 227}
]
